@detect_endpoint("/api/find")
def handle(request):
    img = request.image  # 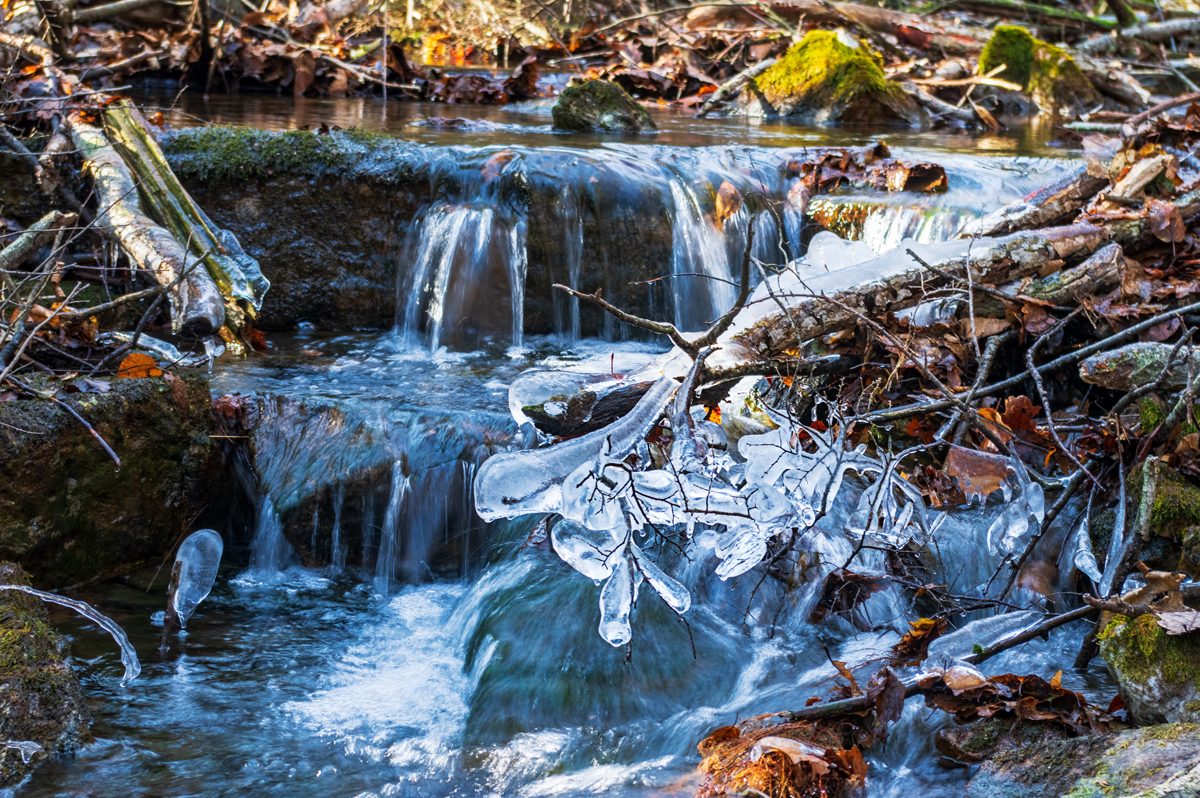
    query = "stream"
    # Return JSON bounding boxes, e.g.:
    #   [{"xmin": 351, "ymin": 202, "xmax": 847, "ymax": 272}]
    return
[{"xmin": 18, "ymin": 95, "xmax": 1116, "ymax": 798}]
